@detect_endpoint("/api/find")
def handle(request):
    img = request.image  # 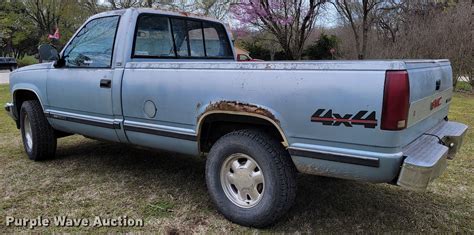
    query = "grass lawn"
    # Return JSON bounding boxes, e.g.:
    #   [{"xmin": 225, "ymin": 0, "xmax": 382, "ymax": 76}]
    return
[{"xmin": 0, "ymin": 84, "xmax": 472, "ymax": 233}]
